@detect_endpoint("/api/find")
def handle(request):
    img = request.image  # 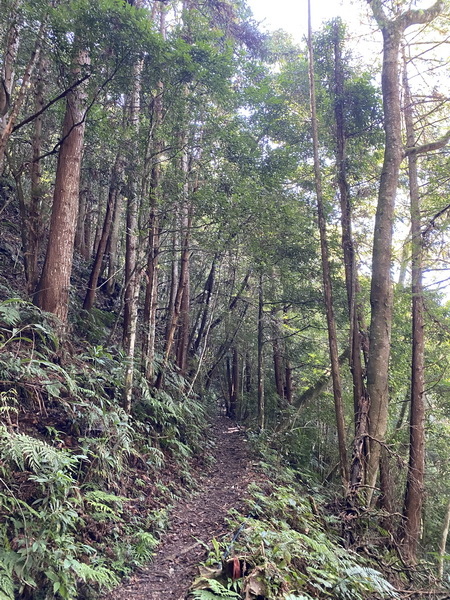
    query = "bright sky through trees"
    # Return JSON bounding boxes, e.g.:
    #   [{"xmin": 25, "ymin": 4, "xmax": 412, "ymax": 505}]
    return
[{"xmin": 246, "ymin": 0, "xmax": 369, "ymax": 41}]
